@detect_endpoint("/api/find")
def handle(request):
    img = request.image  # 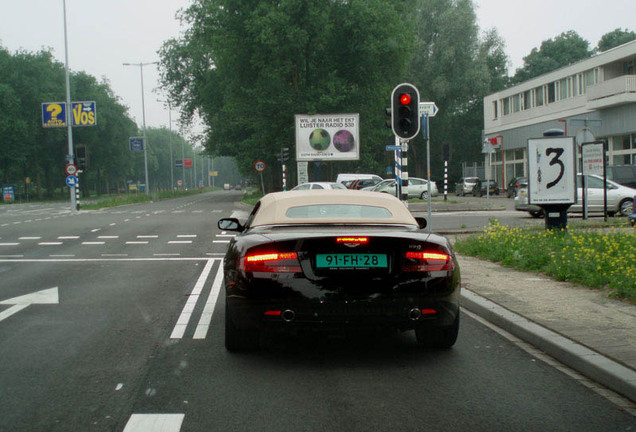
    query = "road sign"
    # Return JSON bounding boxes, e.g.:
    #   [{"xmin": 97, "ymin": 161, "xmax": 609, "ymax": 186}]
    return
[
  {"xmin": 419, "ymin": 102, "xmax": 439, "ymax": 117},
  {"xmin": 129, "ymin": 137, "xmax": 144, "ymax": 151},
  {"xmin": 65, "ymin": 175, "xmax": 78, "ymax": 187},
  {"xmin": 254, "ymin": 160, "xmax": 266, "ymax": 173},
  {"xmin": 527, "ymin": 137, "xmax": 577, "ymax": 205},
  {"xmin": 65, "ymin": 164, "xmax": 77, "ymax": 176},
  {"xmin": 175, "ymin": 160, "xmax": 183, "ymax": 168},
  {"xmin": 385, "ymin": 145, "xmax": 401, "ymax": 151},
  {"xmin": 581, "ymin": 141, "xmax": 605, "ymax": 176}
]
